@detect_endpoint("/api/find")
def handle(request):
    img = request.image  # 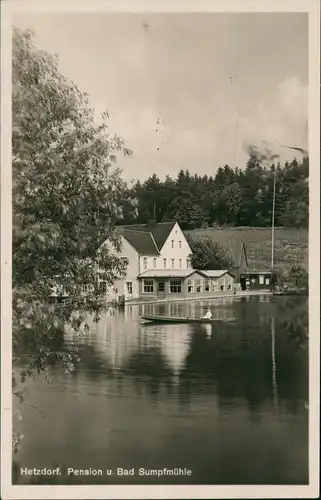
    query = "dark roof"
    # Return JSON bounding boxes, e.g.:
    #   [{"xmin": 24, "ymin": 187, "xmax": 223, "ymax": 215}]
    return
[
  {"xmin": 122, "ymin": 221, "xmax": 176, "ymax": 251},
  {"xmin": 202, "ymin": 270, "xmax": 234, "ymax": 278},
  {"xmin": 122, "ymin": 229, "xmax": 160, "ymax": 255}
]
